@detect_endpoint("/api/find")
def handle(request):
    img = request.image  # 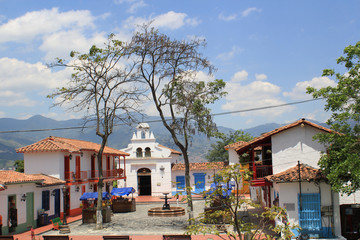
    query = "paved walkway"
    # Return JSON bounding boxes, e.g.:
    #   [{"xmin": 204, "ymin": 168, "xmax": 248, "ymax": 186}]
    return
[{"xmin": 13, "ymin": 195, "xmax": 237, "ymax": 240}]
